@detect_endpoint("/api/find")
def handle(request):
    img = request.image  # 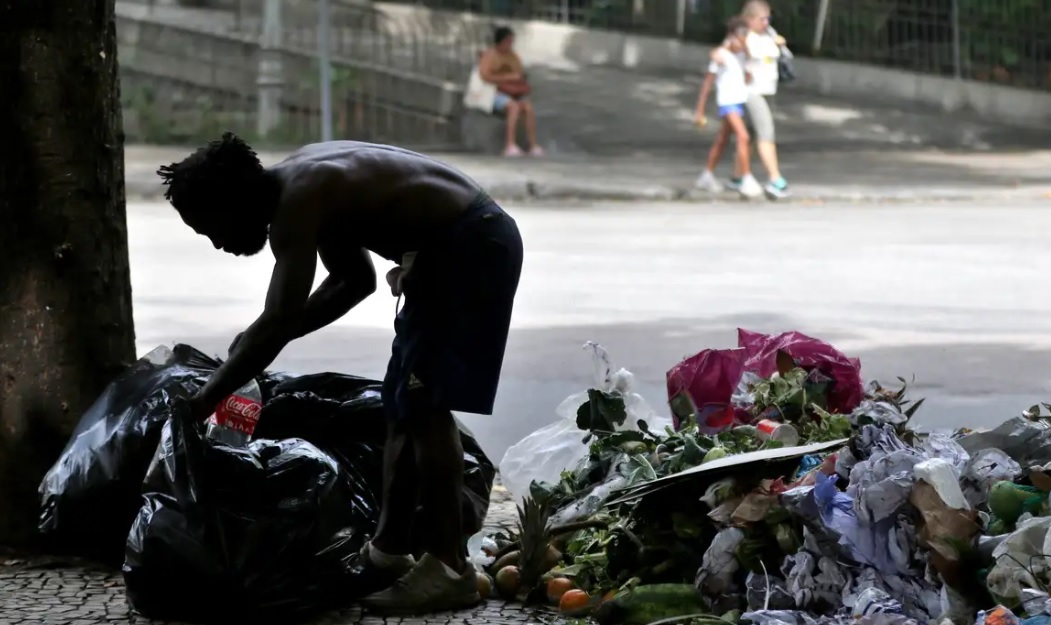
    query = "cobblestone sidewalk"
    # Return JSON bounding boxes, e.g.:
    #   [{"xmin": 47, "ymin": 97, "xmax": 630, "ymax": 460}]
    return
[{"xmin": 0, "ymin": 485, "xmax": 570, "ymax": 625}]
